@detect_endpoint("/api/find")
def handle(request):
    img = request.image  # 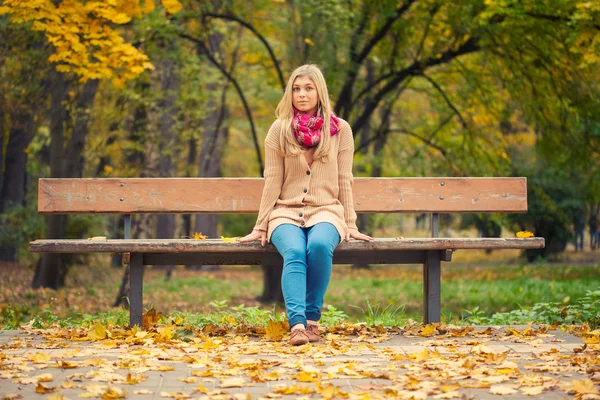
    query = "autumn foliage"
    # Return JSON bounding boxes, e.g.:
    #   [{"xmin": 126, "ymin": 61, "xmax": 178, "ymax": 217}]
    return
[{"xmin": 0, "ymin": 0, "xmax": 182, "ymax": 86}]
